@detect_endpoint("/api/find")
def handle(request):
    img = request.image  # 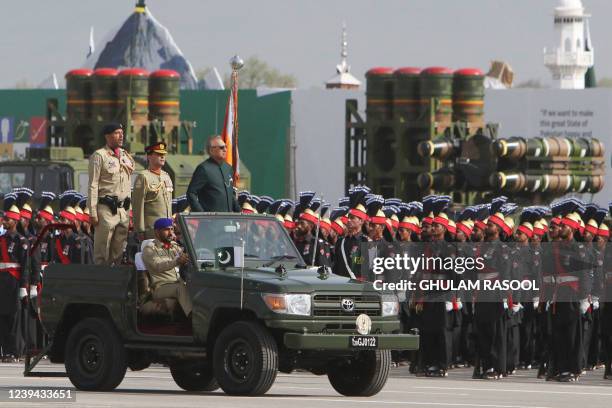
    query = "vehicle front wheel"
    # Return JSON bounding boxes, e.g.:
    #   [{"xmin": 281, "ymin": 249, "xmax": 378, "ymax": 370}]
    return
[
  {"xmin": 64, "ymin": 318, "xmax": 127, "ymax": 391},
  {"xmin": 170, "ymin": 361, "xmax": 219, "ymax": 392},
  {"xmin": 327, "ymin": 350, "xmax": 391, "ymax": 396},
  {"xmin": 212, "ymin": 321, "xmax": 278, "ymax": 395}
]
